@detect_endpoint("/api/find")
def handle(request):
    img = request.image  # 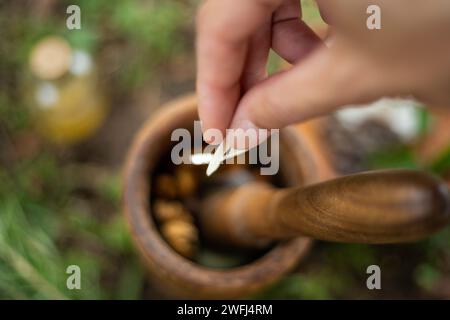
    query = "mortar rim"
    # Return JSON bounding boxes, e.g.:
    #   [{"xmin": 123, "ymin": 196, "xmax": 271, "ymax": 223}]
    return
[{"xmin": 123, "ymin": 94, "xmax": 316, "ymax": 298}]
